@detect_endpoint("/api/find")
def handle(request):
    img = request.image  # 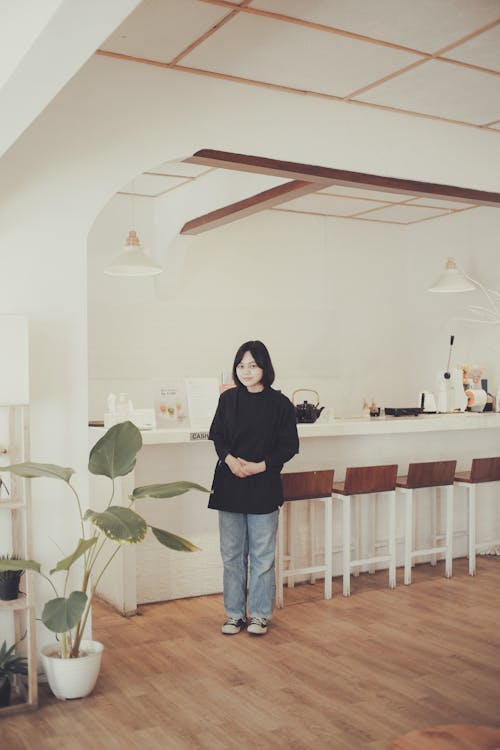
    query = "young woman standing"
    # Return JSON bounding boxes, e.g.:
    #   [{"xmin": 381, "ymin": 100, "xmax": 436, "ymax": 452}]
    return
[{"xmin": 208, "ymin": 341, "xmax": 299, "ymax": 636}]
